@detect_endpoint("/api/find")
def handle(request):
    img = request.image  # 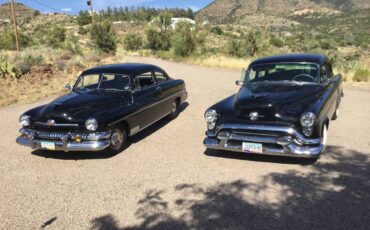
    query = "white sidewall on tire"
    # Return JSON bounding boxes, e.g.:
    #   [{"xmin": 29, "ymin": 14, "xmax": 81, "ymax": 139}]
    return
[{"xmin": 322, "ymin": 124, "xmax": 328, "ymax": 146}]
